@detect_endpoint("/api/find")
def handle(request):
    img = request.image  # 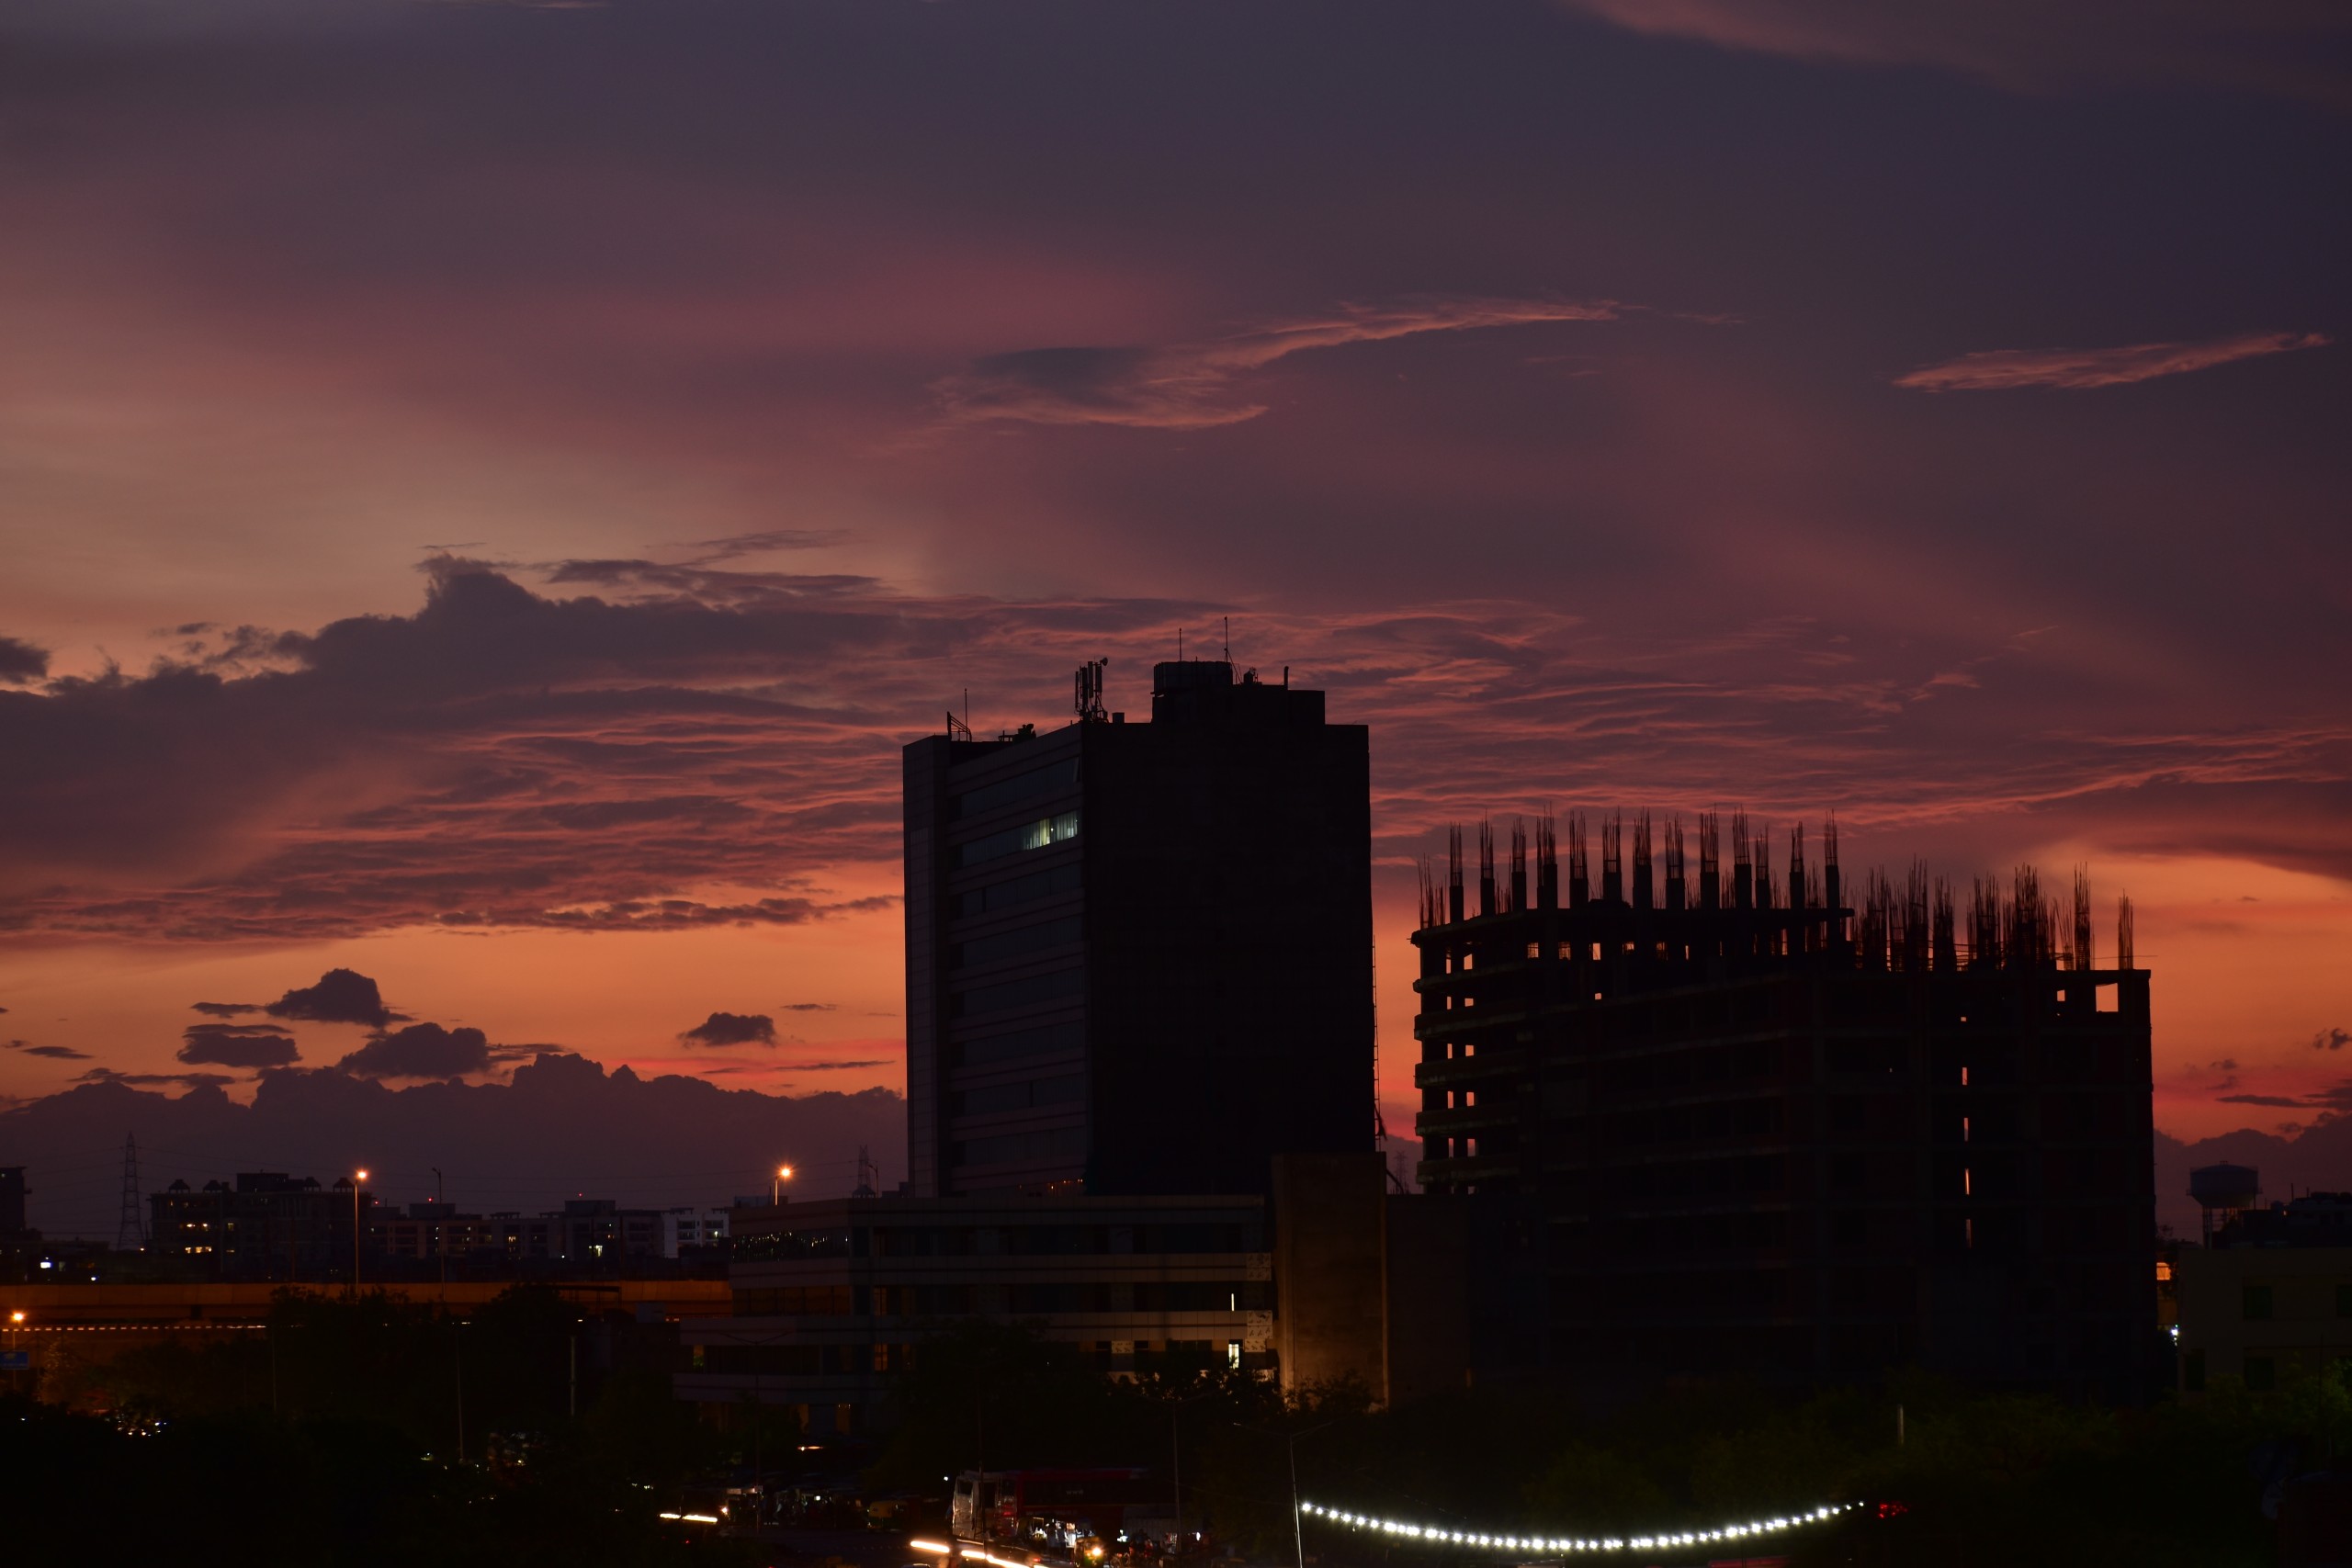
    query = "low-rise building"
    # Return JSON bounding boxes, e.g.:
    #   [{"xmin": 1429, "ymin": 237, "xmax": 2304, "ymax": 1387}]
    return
[
  {"xmin": 674, "ymin": 1156, "xmax": 1490, "ymax": 1435},
  {"xmin": 675, "ymin": 1190, "xmax": 1275, "ymax": 1435},
  {"xmin": 2177, "ymin": 1190, "xmax": 2352, "ymax": 1393}
]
